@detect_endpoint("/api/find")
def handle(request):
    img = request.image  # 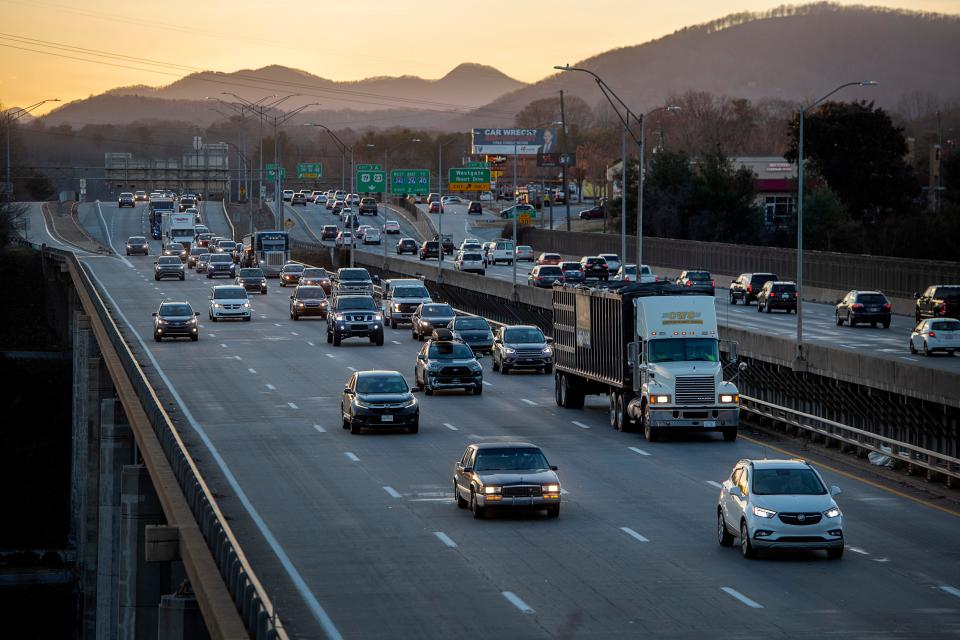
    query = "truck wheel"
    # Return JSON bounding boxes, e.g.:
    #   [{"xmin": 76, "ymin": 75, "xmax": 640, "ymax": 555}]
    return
[
  {"xmin": 501, "ymin": 364, "xmax": 511, "ymax": 375},
  {"xmin": 609, "ymin": 392, "xmax": 623, "ymax": 431},
  {"xmin": 333, "ymin": 332, "xmax": 341, "ymax": 346},
  {"xmin": 722, "ymin": 428, "xmax": 738, "ymax": 442},
  {"xmin": 390, "ymin": 318, "xmax": 397, "ymax": 329}
]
